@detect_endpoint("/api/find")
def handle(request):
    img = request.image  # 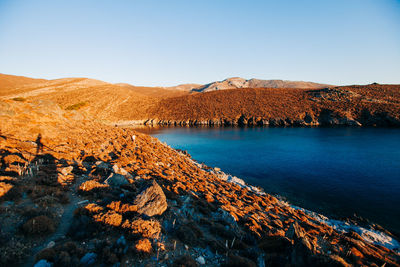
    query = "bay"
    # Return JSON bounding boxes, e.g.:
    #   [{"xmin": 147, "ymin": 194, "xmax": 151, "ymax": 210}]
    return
[{"xmin": 139, "ymin": 126, "xmax": 400, "ymax": 233}]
